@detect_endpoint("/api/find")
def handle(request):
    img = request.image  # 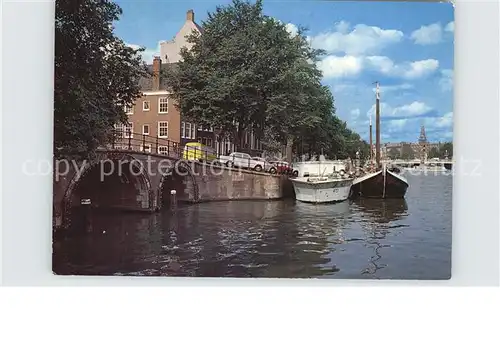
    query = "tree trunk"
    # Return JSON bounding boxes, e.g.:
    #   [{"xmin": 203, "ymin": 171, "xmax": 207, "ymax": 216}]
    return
[{"xmin": 285, "ymin": 136, "xmax": 293, "ymax": 163}]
